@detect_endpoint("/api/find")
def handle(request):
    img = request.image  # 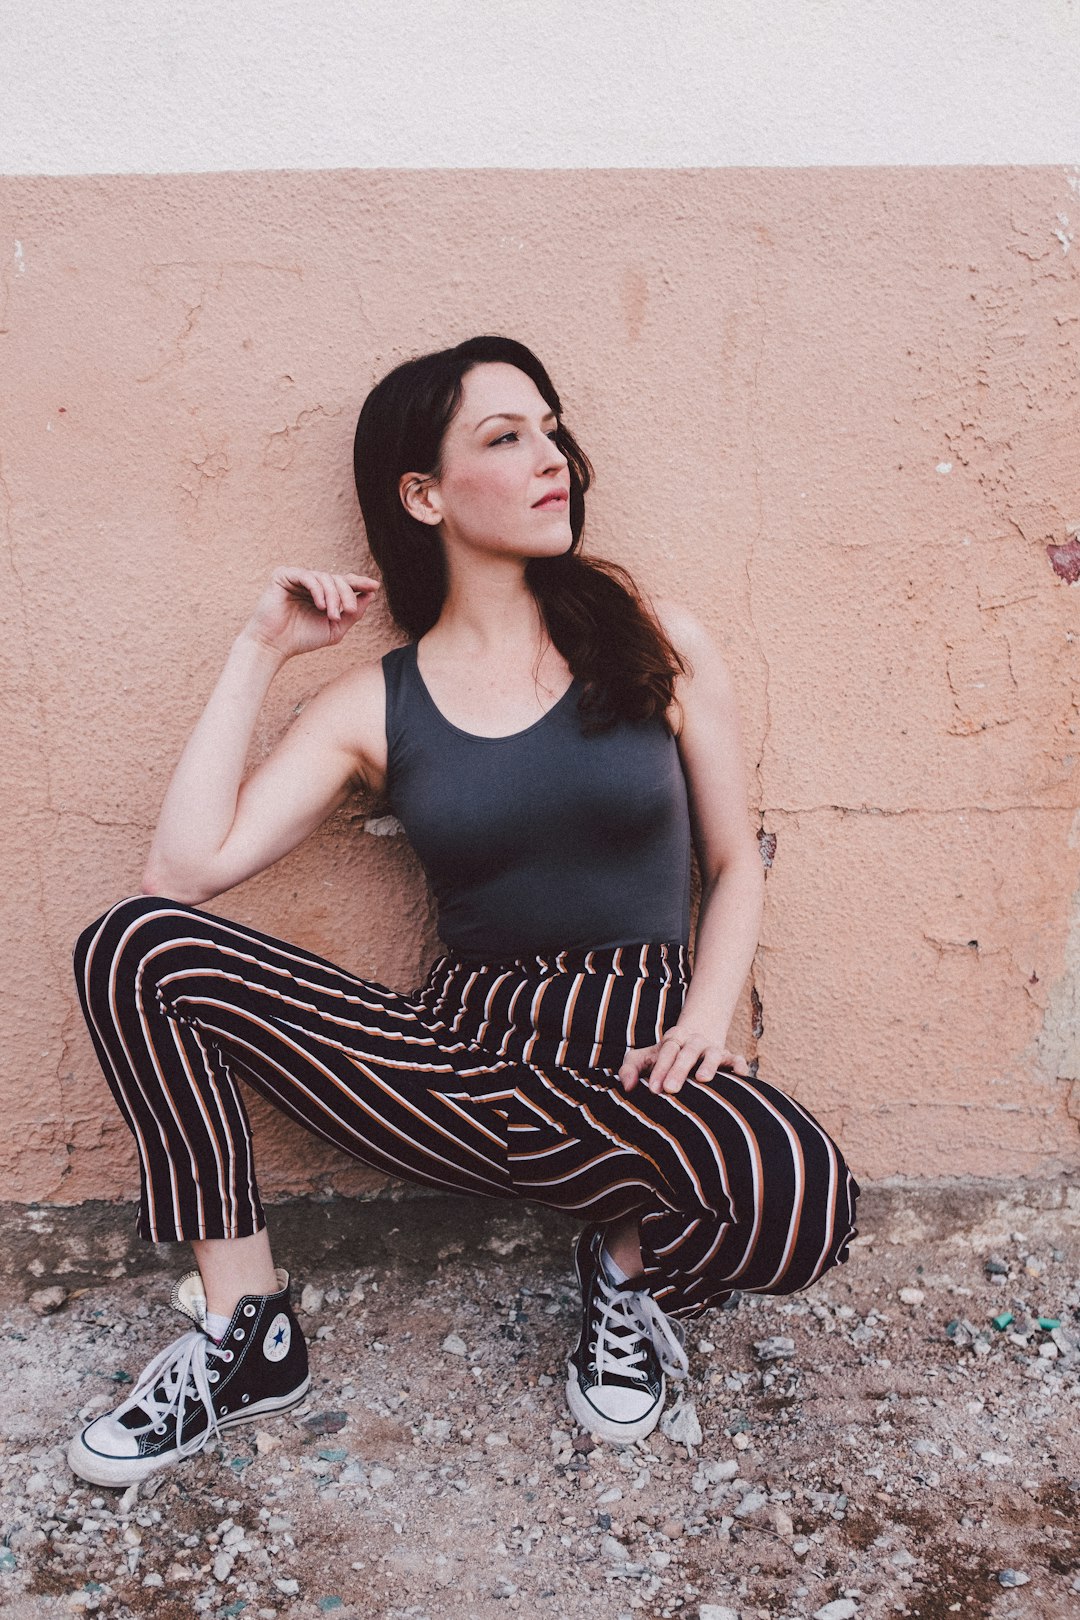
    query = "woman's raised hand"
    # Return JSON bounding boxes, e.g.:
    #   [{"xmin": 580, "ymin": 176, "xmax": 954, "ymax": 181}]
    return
[{"xmin": 241, "ymin": 567, "xmax": 381, "ymax": 659}]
